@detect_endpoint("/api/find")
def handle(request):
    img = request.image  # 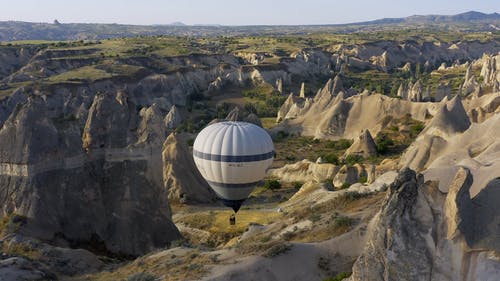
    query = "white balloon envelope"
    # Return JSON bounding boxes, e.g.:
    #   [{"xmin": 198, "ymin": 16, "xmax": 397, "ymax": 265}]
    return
[{"xmin": 193, "ymin": 121, "xmax": 274, "ymax": 212}]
